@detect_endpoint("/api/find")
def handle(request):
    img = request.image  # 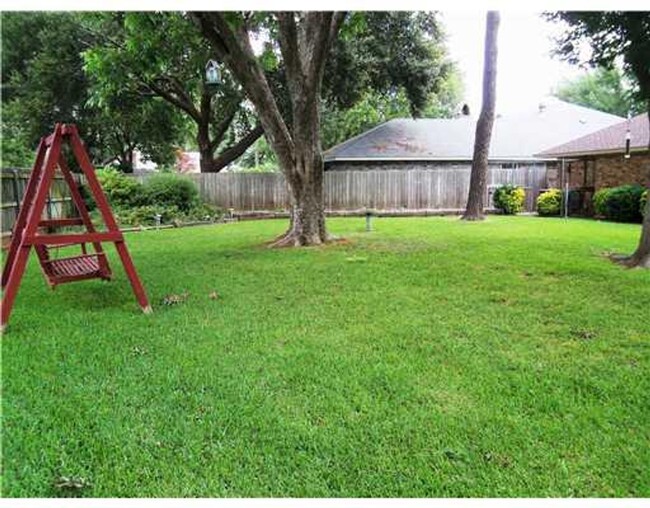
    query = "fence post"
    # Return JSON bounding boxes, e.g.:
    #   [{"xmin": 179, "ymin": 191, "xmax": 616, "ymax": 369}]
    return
[
  {"xmin": 46, "ymin": 190, "xmax": 53, "ymax": 220},
  {"xmin": 11, "ymin": 169, "xmax": 21, "ymax": 232}
]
